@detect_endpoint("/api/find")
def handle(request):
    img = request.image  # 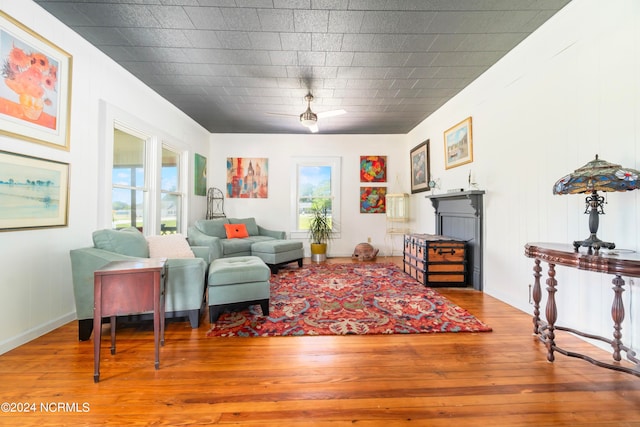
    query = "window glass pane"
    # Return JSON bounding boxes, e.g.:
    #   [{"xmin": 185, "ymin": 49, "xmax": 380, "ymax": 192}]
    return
[
  {"xmin": 160, "ymin": 147, "xmax": 180, "ymax": 234},
  {"xmin": 112, "ymin": 188, "xmax": 144, "ymax": 231},
  {"xmin": 112, "ymin": 128, "xmax": 146, "ymax": 232},
  {"xmin": 298, "ymin": 165, "xmax": 333, "ymax": 230},
  {"xmin": 161, "ymin": 193, "xmax": 180, "ymax": 234},
  {"xmin": 113, "ymin": 129, "xmax": 145, "ymax": 187},
  {"xmin": 161, "ymin": 148, "xmax": 178, "ymax": 192}
]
